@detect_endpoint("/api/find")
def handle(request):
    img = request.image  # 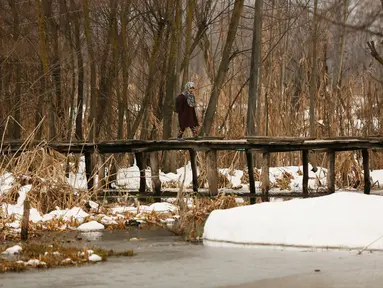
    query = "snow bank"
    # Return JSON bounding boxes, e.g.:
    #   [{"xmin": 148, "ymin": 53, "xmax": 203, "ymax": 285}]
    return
[
  {"xmin": 203, "ymin": 192, "xmax": 383, "ymax": 250},
  {"xmin": 77, "ymin": 221, "xmax": 105, "ymax": 231},
  {"xmin": 88, "ymin": 254, "xmax": 102, "ymax": 262},
  {"xmin": 148, "ymin": 202, "xmax": 178, "ymax": 213},
  {"xmin": 1, "ymin": 245, "xmax": 22, "ymax": 255}
]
